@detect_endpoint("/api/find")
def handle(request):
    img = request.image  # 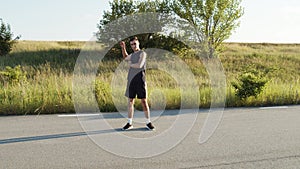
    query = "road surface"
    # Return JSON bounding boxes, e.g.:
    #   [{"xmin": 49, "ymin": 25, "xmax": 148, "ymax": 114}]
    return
[{"xmin": 1, "ymin": 106, "xmax": 300, "ymax": 169}]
